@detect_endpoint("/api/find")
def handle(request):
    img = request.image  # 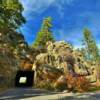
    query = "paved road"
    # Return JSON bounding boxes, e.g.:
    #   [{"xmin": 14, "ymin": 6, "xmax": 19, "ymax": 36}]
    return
[
  {"xmin": 0, "ymin": 88, "xmax": 55, "ymax": 100},
  {"xmin": 21, "ymin": 92, "xmax": 100, "ymax": 100},
  {"xmin": 0, "ymin": 88, "xmax": 100, "ymax": 100}
]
